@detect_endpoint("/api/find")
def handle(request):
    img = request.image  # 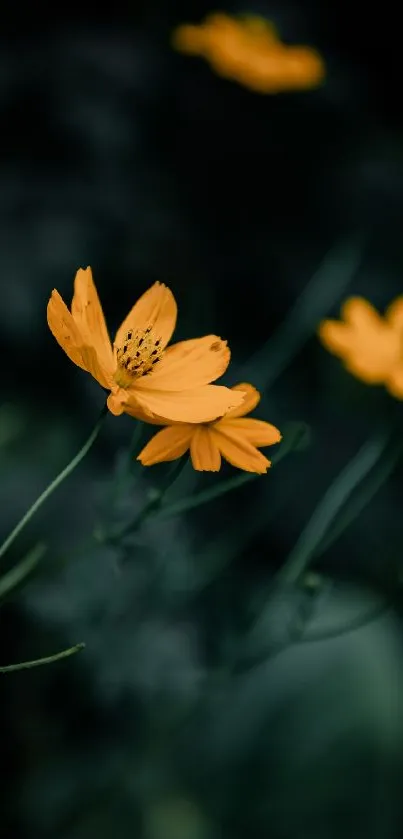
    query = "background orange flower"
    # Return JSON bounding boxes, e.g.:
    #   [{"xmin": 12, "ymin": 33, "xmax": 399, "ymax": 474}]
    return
[
  {"xmin": 319, "ymin": 296, "xmax": 403, "ymax": 397},
  {"xmin": 172, "ymin": 13, "xmax": 325, "ymax": 93}
]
